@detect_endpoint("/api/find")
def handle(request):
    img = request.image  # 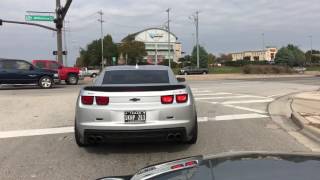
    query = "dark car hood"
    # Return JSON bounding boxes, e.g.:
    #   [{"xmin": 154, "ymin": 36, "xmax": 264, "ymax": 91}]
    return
[{"xmin": 99, "ymin": 152, "xmax": 320, "ymax": 180}]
